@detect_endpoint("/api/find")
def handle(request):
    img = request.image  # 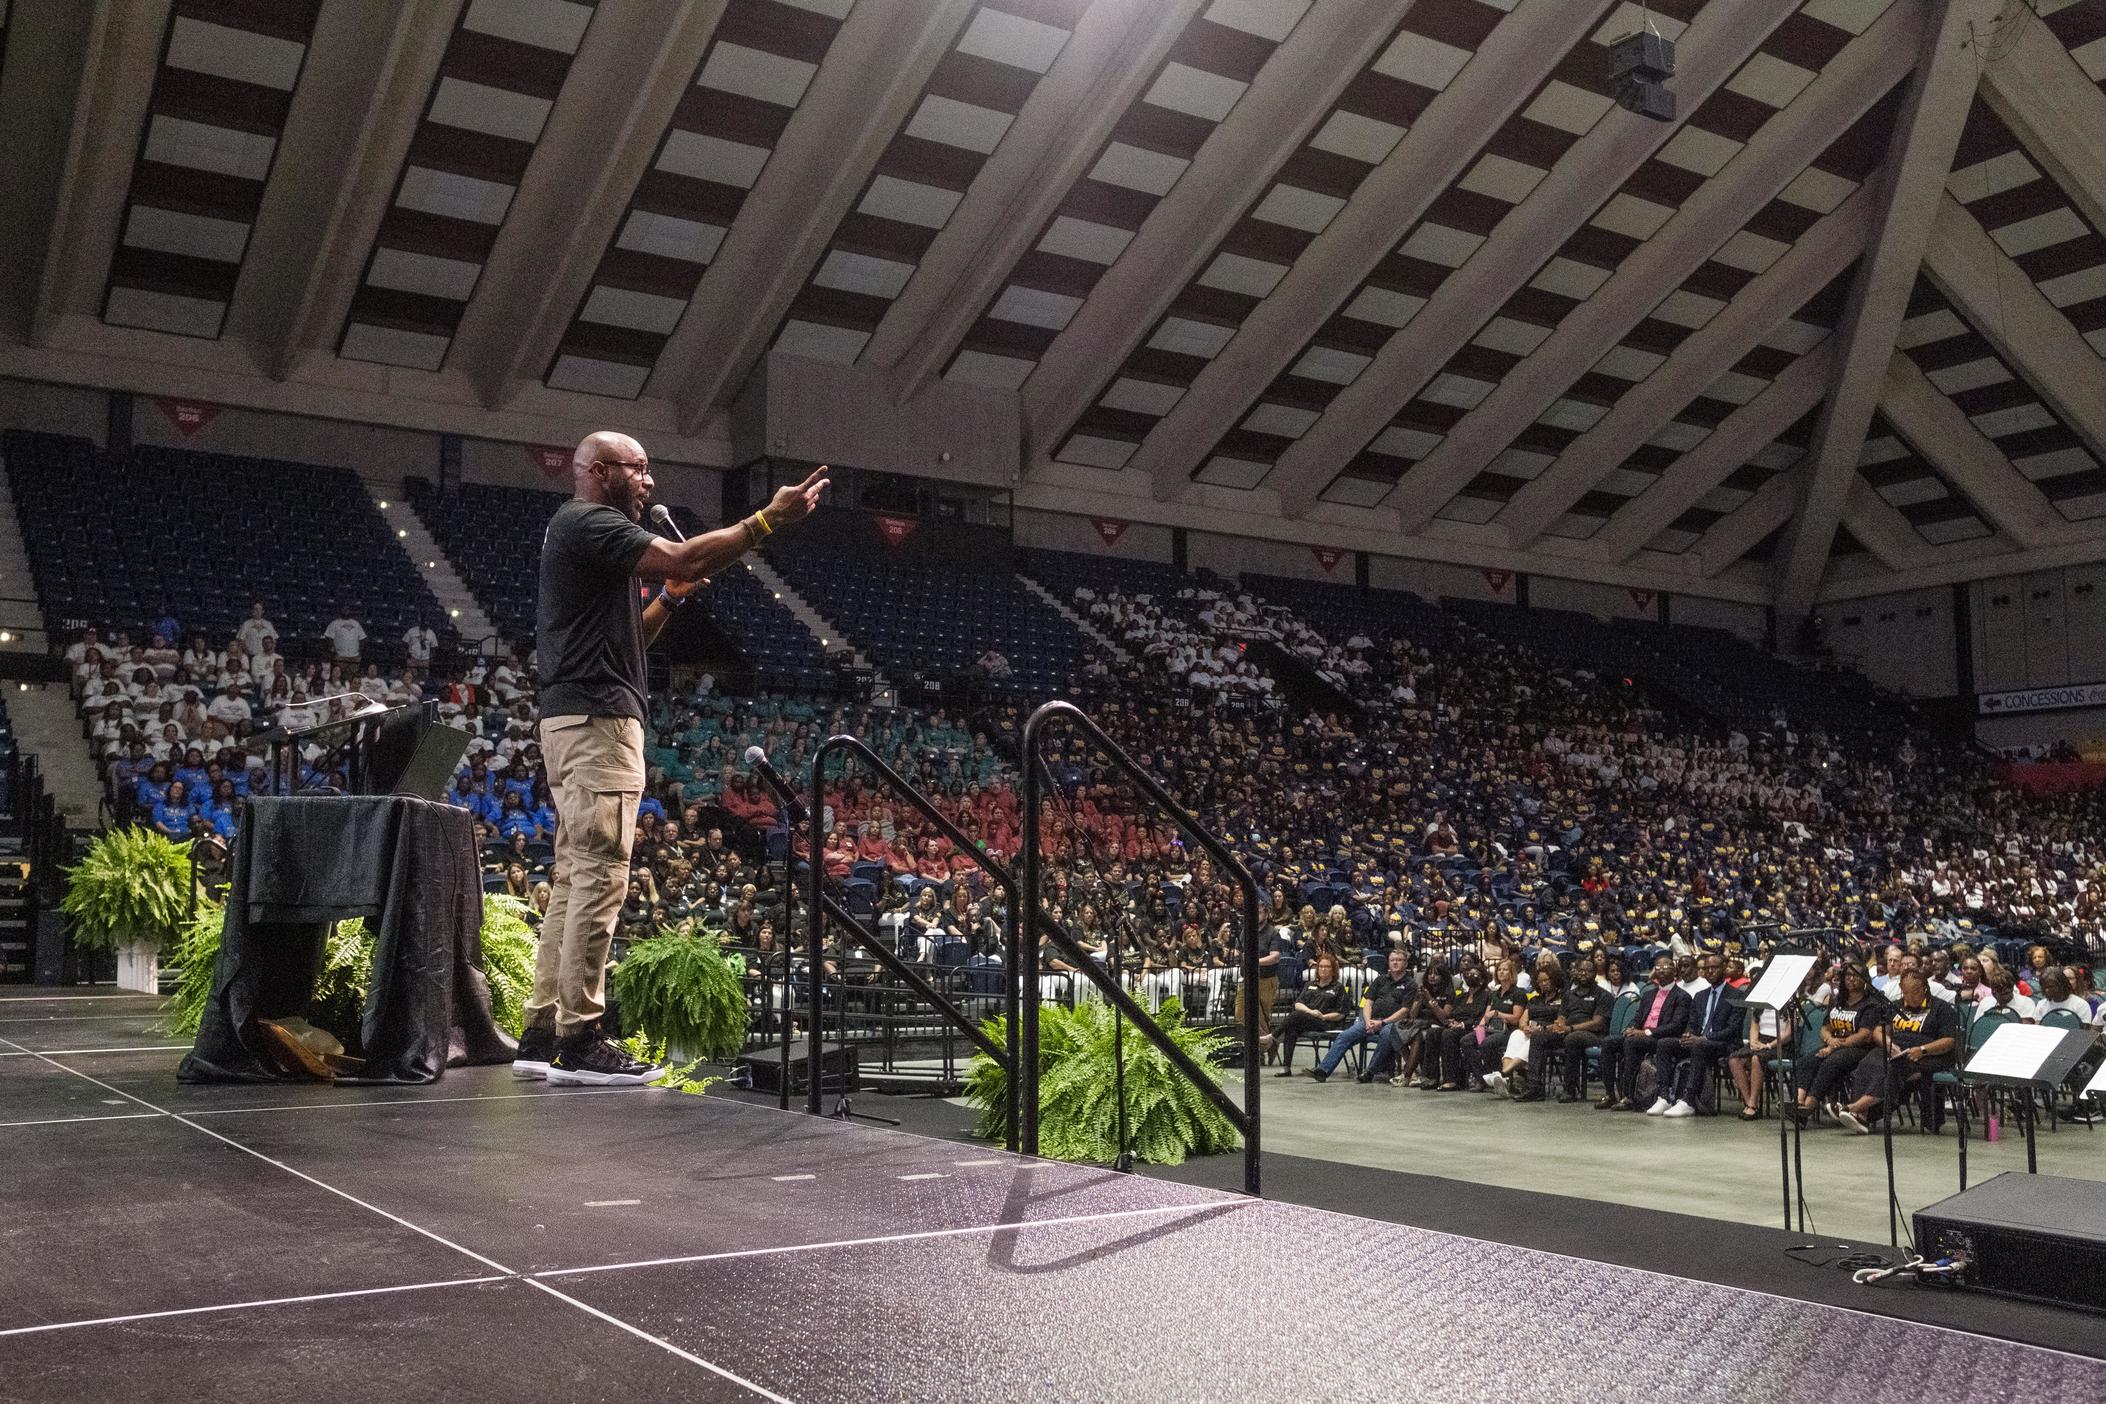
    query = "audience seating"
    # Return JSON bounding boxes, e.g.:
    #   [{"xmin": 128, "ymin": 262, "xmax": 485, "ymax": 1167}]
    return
[{"xmin": 5, "ymin": 431, "xmax": 455, "ymax": 661}]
